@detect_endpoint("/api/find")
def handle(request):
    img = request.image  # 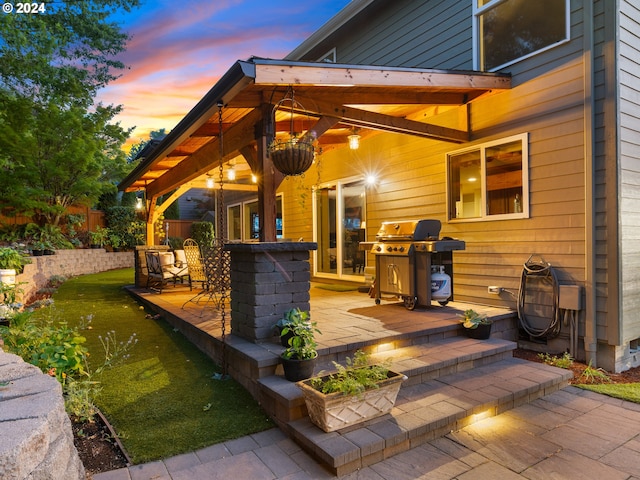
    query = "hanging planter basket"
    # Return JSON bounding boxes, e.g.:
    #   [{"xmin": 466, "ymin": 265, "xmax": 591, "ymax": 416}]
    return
[
  {"xmin": 269, "ymin": 87, "xmax": 316, "ymax": 176},
  {"xmin": 269, "ymin": 138, "xmax": 315, "ymax": 176}
]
